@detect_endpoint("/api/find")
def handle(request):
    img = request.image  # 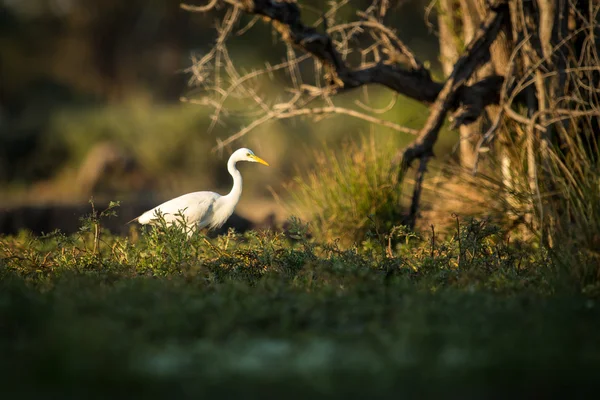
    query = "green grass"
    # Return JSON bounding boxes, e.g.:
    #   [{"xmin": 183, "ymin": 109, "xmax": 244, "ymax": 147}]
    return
[
  {"xmin": 1, "ymin": 208, "xmax": 600, "ymax": 398},
  {"xmin": 286, "ymin": 135, "xmax": 406, "ymax": 245},
  {"xmin": 2, "ymin": 275, "xmax": 598, "ymax": 398}
]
